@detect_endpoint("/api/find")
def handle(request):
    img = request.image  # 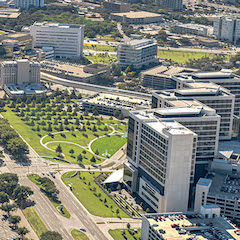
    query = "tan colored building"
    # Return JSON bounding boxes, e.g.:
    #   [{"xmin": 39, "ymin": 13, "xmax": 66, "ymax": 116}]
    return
[{"xmin": 110, "ymin": 11, "xmax": 162, "ymax": 24}]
